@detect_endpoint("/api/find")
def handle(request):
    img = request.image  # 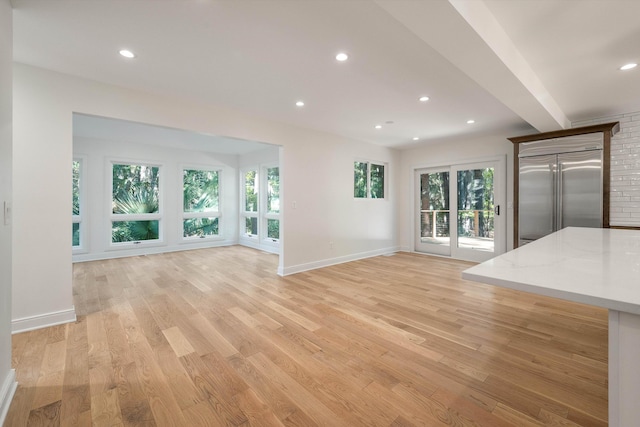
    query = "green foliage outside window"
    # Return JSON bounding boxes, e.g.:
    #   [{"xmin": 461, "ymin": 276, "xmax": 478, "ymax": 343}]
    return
[
  {"xmin": 72, "ymin": 160, "xmax": 81, "ymax": 247},
  {"xmin": 112, "ymin": 164, "xmax": 159, "ymax": 214},
  {"xmin": 354, "ymin": 161, "xmax": 385, "ymax": 199},
  {"xmin": 245, "ymin": 170, "xmax": 258, "ymax": 212},
  {"xmin": 420, "ymin": 171, "xmax": 450, "ymax": 239},
  {"xmin": 183, "ymin": 169, "xmax": 220, "ymax": 238},
  {"xmin": 267, "ymin": 219, "xmax": 279, "ymax": 239},
  {"xmin": 183, "ymin": 217, "xmax": 218, "ymax": 238},
  {"xmin": 72, "ymin": 160, "xmax": 80, "ymax": 215},
  {"xmin": 354, "ymin": 162, "xmax": 367, "ymax": 198},
  {"xmin": 72, "ymin": 222, "xmax": 80, "ymax": 247},
  {"xmin": 245, "ymin": 216, "xmax": 258, "ymax": 236},
  {"xmin": 456, "ymin": 168, "xmax": 494, "ymax": 238},
  {"xmin": 112, "ymin": 220, "xmax": 159, "ymax": 242},
  {"xmin": 370, "ymin": 163, "xmax": 385, "ymax": 198},
  {"xmin": 112, "ymin": 163, "xmax": 160, "ymax": 242},
  {"xmin": 267, "ymin": 167, "xmax": 280, "ymax": 213},
  {"xmin": 184, "ymin": 169, "xmax": 219, "ymax": 212}
]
